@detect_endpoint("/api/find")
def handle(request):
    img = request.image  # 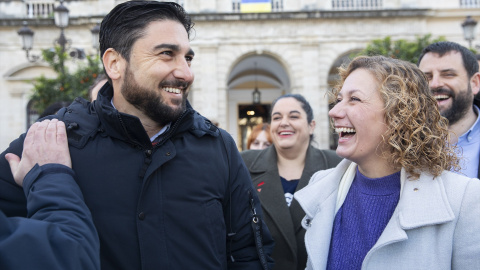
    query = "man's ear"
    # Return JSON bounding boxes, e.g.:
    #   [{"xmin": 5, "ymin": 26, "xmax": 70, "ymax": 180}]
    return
[
  {"xmin": 103, "ymin": 48, "xmax": 124, "ymax": 81},
  {"xmin": 470, "ymin": 72, "xmax": 480, "ymax": 96}
]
